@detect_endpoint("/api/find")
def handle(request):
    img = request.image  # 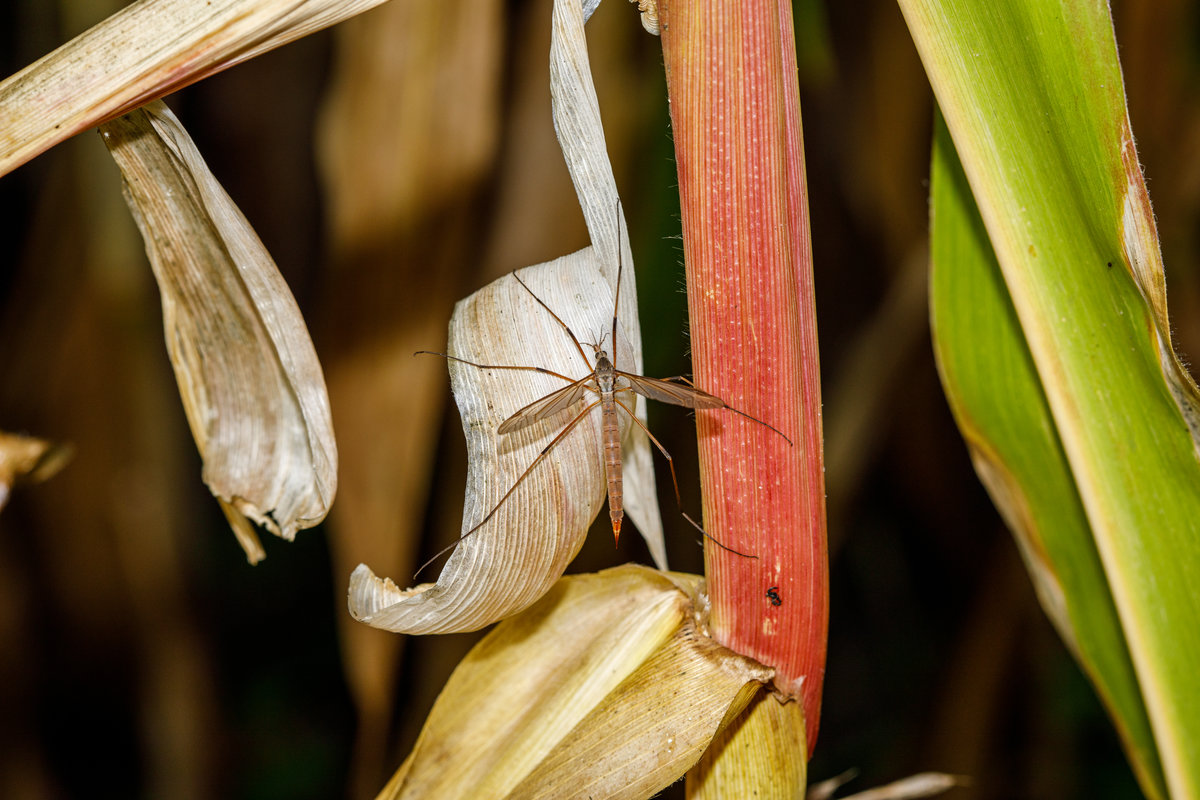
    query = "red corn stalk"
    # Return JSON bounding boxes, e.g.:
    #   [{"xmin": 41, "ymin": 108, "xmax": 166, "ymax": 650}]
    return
[{"xmin": 659, "ymin": 0, "xmax": 828, "ymax": 753}]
